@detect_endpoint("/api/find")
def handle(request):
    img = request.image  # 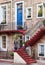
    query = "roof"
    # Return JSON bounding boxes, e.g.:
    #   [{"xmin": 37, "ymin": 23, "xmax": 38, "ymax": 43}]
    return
[{"xmin": 25, "ymin": 26, "xmax": 45, "ymax": 47}]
